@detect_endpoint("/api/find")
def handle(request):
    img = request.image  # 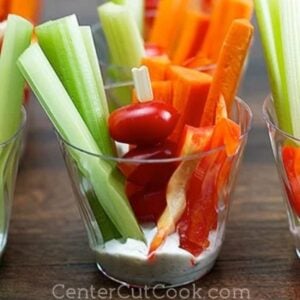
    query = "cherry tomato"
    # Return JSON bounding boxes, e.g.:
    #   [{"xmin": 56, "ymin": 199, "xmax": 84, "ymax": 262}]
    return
[
  {"xmin": 109, "ymin": 101, "xmax": 179, "ymax": 146},
  {"xmin": 118, "ymin": 141, "xmax": 177, "ymax": 187},
  {"xmin": 126, "ymin": 181, "xmax": 167, "ymax": 223}
]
